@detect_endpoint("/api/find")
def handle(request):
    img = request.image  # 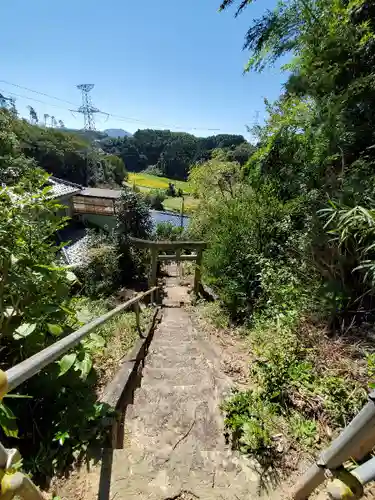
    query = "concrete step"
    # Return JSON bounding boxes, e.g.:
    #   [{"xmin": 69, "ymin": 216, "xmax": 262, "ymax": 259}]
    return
[{"xmin": 109, "ymin": 447, "xmax": 261, "ymax": 500}]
